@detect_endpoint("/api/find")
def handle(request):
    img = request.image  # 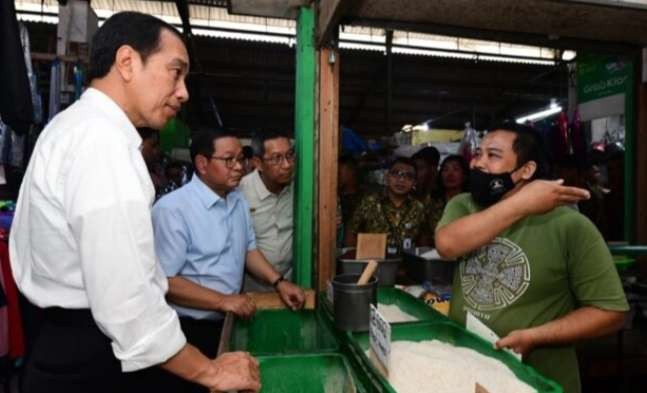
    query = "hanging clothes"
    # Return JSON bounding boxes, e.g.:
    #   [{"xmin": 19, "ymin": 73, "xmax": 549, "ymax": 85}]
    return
[
  {"xmin": 74, "ymin": 63, "xmax": 84, "ymax": 101},
  {"xmin": 0, "ymin": 121, "xmax": 25, "ymax": 169},
  {"xmin": 0, "ymin": 261, "xmax": 8, "ymax": 358},
  {"xmin": 0, "ymin": 0, "xmax": 33, "ymax": 135},
  {"xmin": 552, "ymin": 111, "xmax": 570, "ymax": 162},
  {"xmin": 0, "ymin": 119, "xmax": 7, "ymax": 166},
  {"xmin": 571, "ymin": 110, "xmax": 587, "ymax": 164},
  {"xmin": 0, "ymin": 241, "xmax": 24, "ymax": 359},
  {"xmin": 20, "ymin": 22, "xmax": 42, "ymax": 125},
  {"xmin": 49, "ymin": 60, "xmax": 62, "ymax": 122}
]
